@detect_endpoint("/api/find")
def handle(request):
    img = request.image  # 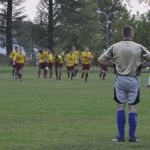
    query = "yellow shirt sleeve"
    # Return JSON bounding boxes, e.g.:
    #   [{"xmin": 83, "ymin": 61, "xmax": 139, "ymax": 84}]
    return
[
  {"xmin": 9, "ymin": 51, "xmax": 17, "ymax": 59},
  {"xmin": 38, "ymin": 53, "xmax": 47, "ymax": 63}
]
